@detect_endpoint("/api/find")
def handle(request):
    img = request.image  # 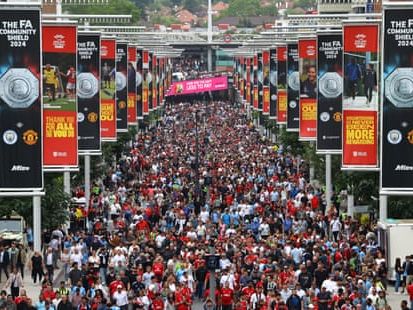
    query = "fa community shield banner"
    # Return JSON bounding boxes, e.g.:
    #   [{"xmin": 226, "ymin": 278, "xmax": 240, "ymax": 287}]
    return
[
  {"xmin": 0, "ymin": 8, "xmax": 43, "ymax": 190},
  {"xmin": 77, "ymin": 32, "xmax": 101, "ymax": 153},
  {"xmin": 115, "ymin": 42, "xmax": 128, "ymax": 132},
  {"xmin": 287, "ymin": 42, "xmax": 299, "ymax": 132},
  {"xmin": 381, "ymin": 6, "xmax": 413, "ymax": 192}
]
